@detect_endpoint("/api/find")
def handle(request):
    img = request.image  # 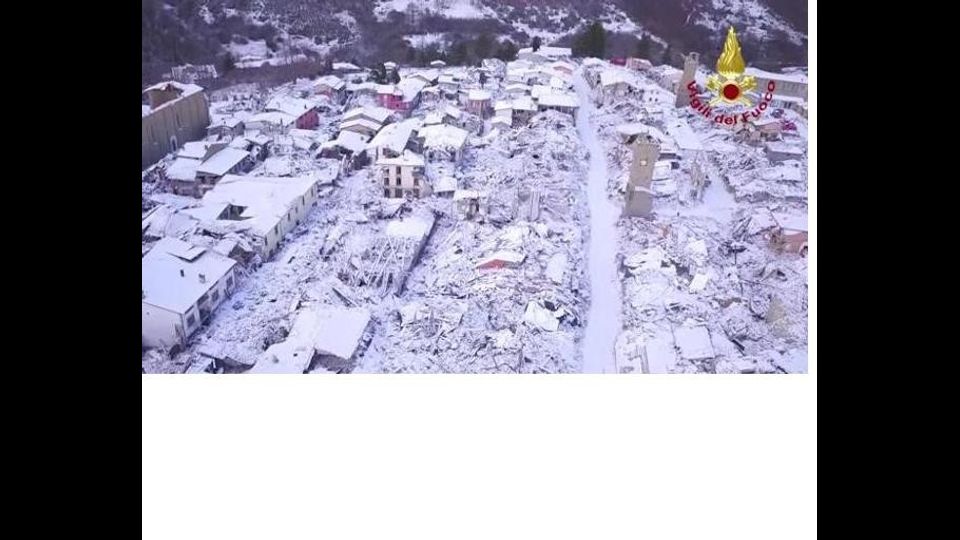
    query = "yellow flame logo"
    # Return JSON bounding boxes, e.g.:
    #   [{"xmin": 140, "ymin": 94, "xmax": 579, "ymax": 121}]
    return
[{"xmin": 706, "ymin": 27, "xmax": 756, "ymax": 106}]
